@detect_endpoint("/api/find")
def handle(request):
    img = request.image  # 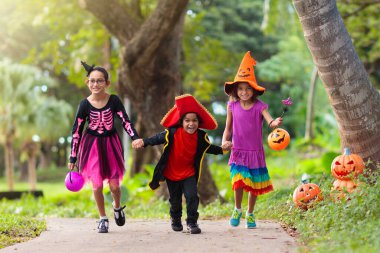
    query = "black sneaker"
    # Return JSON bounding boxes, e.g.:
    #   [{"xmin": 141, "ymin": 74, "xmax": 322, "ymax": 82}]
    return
[
  {"xmin": 187, "ymin": 223, "xmax": 201, "ymax": 234},
  {"xmin": 171, "ymin": 217, "xmax": 183, "ymax": 232},
  {"xmin": 114, "ymin": 205, "xmax": 126, "ymax": 226},
  {"xmin": 97, "ymin": 219, "xmax": 109, "ymax": 233}
]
